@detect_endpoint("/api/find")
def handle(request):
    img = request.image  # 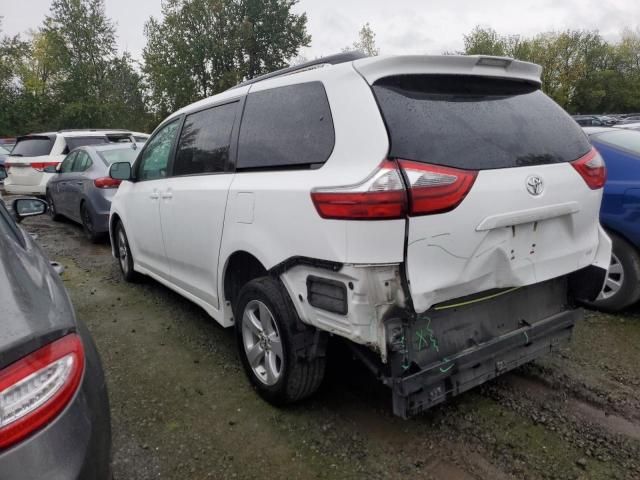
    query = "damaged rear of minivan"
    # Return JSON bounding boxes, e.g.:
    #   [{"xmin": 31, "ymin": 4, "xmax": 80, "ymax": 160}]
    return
[{"xmin": 339, "ymin": 56, "xmax": 612, "ymax": 417}]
